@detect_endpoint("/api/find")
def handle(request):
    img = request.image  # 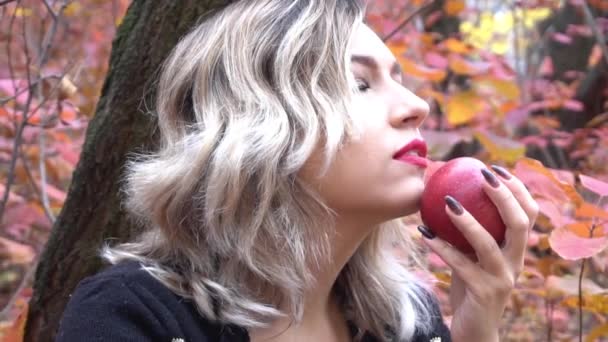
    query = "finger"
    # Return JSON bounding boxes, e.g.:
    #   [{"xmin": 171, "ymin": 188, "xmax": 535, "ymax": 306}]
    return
[
  {"xmin": 481, "ymin": 167, "xmax": 532, "ymax": 274},
  {"xmin": 444, "ymin": 195, "xmax": 508, "ymax": 276},
  {"xmin": 492, "ymin": 165, "xmax": 539, "ymax": 270},
  {"xmin": 419, "ymin": 233, "xmax": 484, "ymax": 289},
  {"xmin": 449, "ymin": 271, "xmax": 466, "ymax": 310},
  {"xmin": 491, "ymin": 165, "xmax": 539, "ymax": 226}
]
